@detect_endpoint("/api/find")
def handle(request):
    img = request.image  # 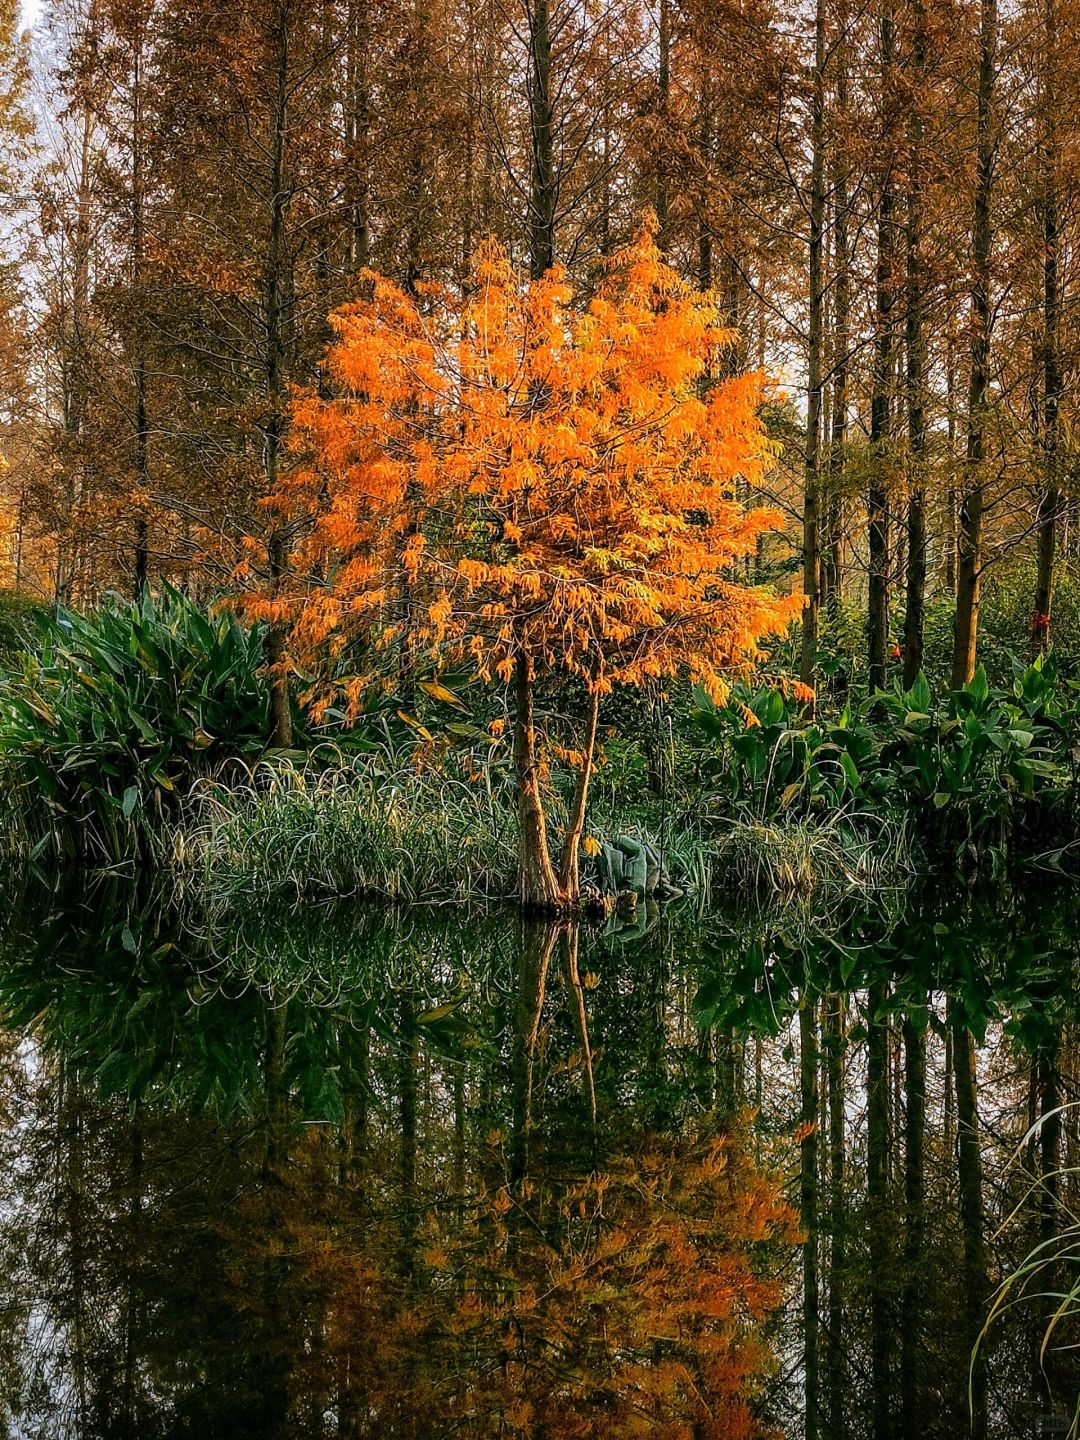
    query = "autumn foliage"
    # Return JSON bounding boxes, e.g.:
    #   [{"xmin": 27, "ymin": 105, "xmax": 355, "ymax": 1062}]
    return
[{"xmin": 266, "ymin": 221, "xmax": 799, "ymax": 906}]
